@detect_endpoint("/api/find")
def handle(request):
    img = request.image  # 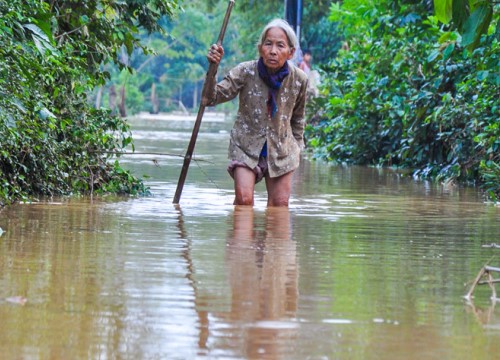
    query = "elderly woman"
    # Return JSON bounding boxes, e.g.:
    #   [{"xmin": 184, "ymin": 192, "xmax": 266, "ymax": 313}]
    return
[{"xmin": 206, "ymin": 19, "xmax": 308, "ymax": 207}]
